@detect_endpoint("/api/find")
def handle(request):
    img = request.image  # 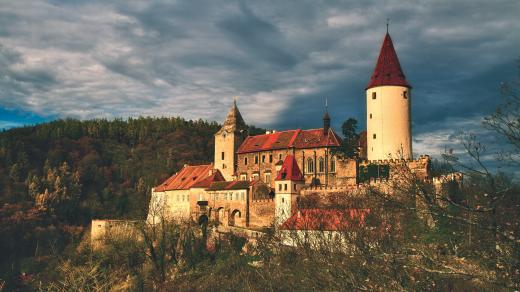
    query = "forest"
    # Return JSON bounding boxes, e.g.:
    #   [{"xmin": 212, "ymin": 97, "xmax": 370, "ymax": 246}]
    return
[{"xmin": 0, "ymin": 117, "xmax": 268, "ymax": 289}]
